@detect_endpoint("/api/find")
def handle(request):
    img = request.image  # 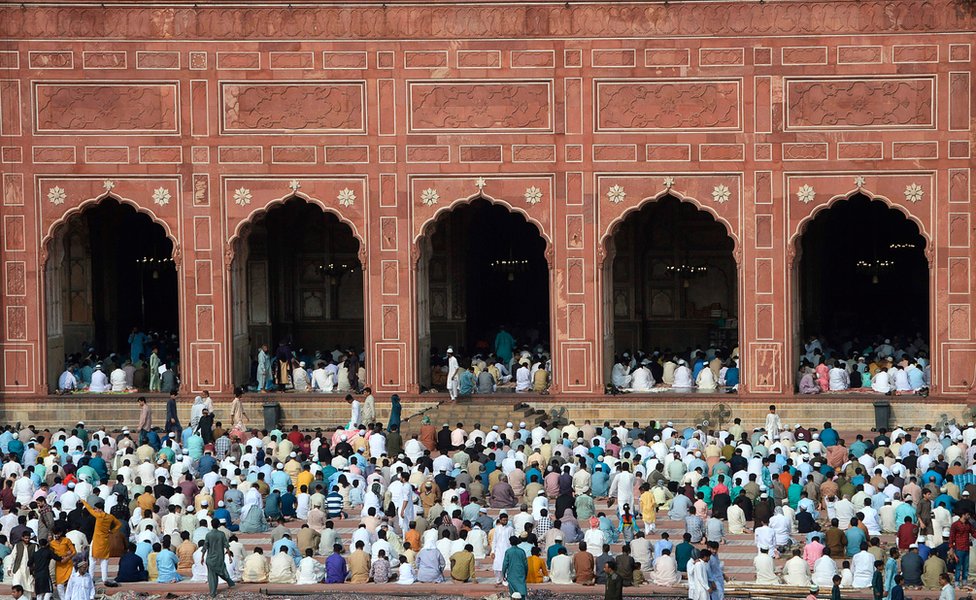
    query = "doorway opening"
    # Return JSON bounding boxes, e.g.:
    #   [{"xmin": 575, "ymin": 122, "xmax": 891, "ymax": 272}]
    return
[
  {"xmin": 45, "ymin": 197, "xmax": 179, "ymax": 391},
  {"xmin": 230, "ymin": 197, "xmax": 364, "ymax": 391}
]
